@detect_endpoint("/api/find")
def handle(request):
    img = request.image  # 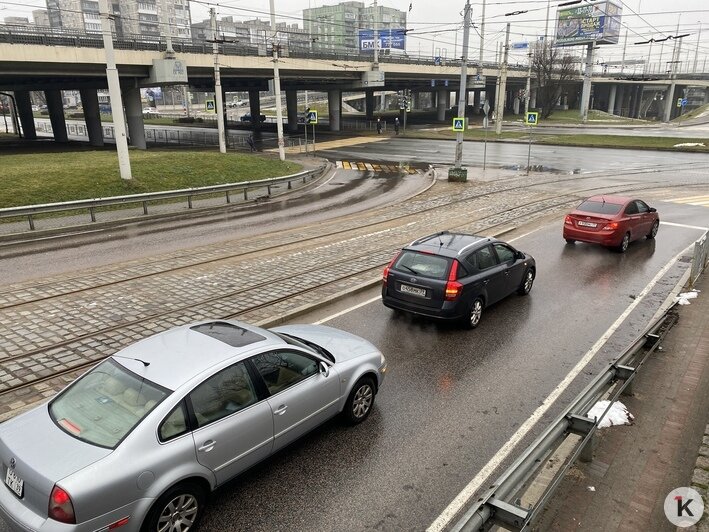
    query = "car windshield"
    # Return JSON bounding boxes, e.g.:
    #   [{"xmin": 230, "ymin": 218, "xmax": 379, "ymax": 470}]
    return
[
  {"xmin": 576, "ymin": 200, "xmax": 622, "ymax": 215},
  {"xmin": 49, "ymin": 359, "xmax": 169, "ymax": 449},
  {"xmin": 394, "ymin": 250, "xmax": 451, "ymax": 279}
]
